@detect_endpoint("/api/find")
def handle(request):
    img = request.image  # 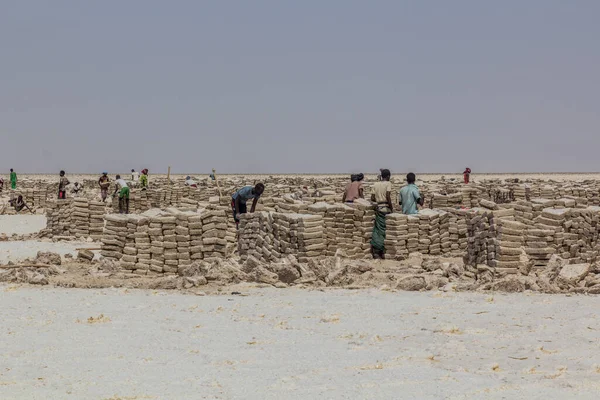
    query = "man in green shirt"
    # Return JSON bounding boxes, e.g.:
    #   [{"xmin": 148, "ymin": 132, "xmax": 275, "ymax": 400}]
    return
[
  {"xmin": 10, "ymin": 169, "xmax": 17, "ymax": 189},
  {"xmin": 399, "ymin": 172, "xmax": 424, "ymax": 215}
]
